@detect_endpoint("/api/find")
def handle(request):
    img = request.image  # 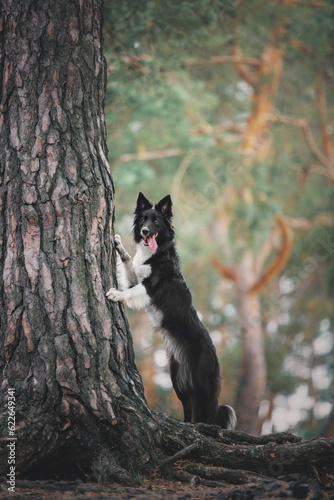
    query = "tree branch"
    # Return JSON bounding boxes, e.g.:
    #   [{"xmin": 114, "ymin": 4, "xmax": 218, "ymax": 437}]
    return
[
  {"xmin": 316, "ymin": 70, "xmax": 333, "ymax": 162},
  {"xmin": 254, "ymin": 223, "xmax": 281, "ymax": 275},
  {"xmin": 270, "ymin": 113, "xmax": 334, "ymax": 182},
  {"xmin": 119, "ymin": 148, "xmax": 183, "ymax": 162},
  {"xmin": 186, "ymin": 54, "xmax": 261, "ymax": 69},
  {"xmin": 284, "ymin": 212, "xmax": 334, "ymax": 231},
  {"xmin": 187, "ymin": 108, "xmax": 243, "ymax": 143},
  {"xmin": 286, "ymin": 0, "xmax": 334, "ymax": 8},
  {"xmin": 210, "ymin": 254, "xmax": 237, "ymax": 282},
  {"xmin": 248, "ymin": 215, "xmax": 293, "ymax": 296},
  {"xmin": 230, "ymin": 45, "xmax": 258, "ymax": 86}
]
